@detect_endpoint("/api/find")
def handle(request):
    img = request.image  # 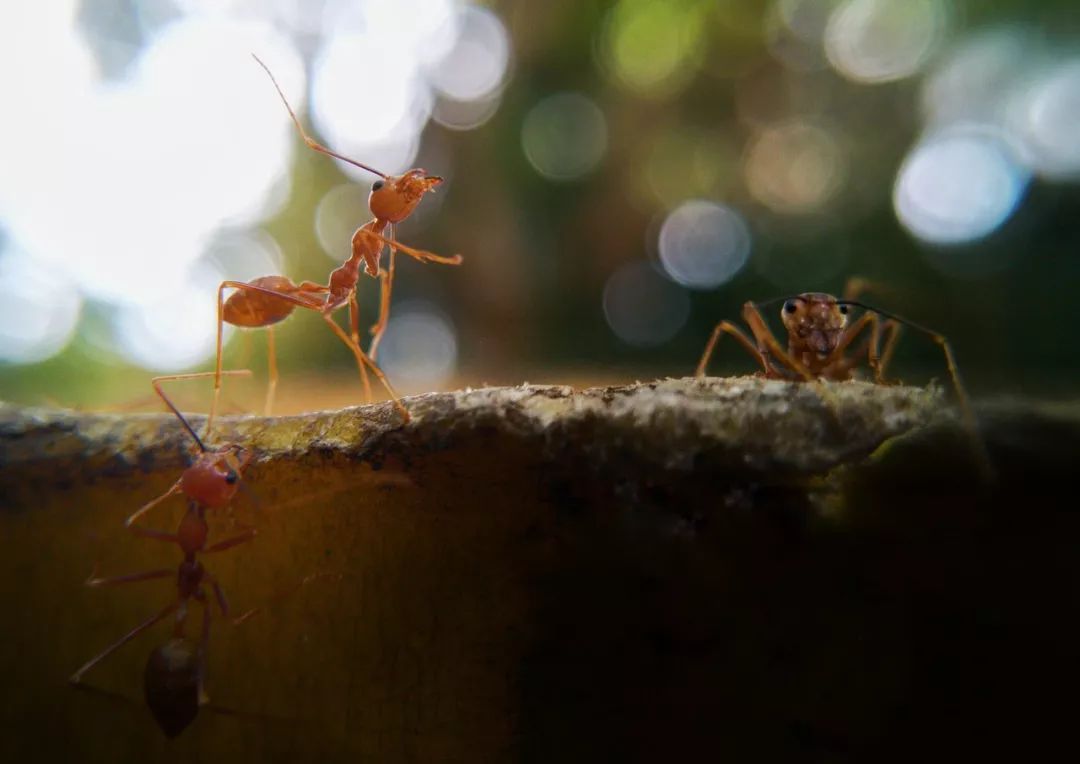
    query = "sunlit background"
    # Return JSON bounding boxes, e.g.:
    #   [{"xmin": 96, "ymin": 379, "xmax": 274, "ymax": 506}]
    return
[{"xmin": 1, "ymin": 0, "xmax": 1077, "ymax": 412}]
